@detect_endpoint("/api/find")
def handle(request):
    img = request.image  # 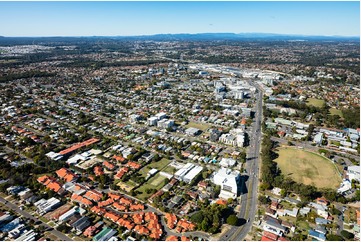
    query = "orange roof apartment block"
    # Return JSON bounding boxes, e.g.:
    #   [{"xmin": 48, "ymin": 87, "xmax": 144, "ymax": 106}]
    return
[
  {"xmin": 59, "ymin": 138, "xmax": 100, "ymax": 155},
  {"xmin": 104, "ymin": 211, "xmax": 121, "ymax": 222},
  {"xmin": 103, "ymin": 161, "xmax": 115, "ymax": 170},
  {"xmin": 108, "ymin": 192, "xmax": 121, "ymax": 201},
  {"xmin": 37, "ymin": 175, "xmax": 62, "ymax": 193},
  {"xmin": 114, "ymin": 167, "xmax": 129, "ymax": 180},
  {"xmin": 132, "ymin": 212, "xmax": 144, "ymax": 225},
  {"xmin": 165, "ymin": 213, "xmax": 177, "ymax": 229},
  {"xmin": 129, "ymin": 203, "xmax": 144, "ymax": 211},
  {"xmin": 56, "ymin": 168, "xmax": 77, "ymax": 182},
  {"xmin": 84, "ymin": 190, "xmax": 103, "ymax": 202},
  {"xmin": 113, "ymin": 202, "xmax": 127, "ymax": 211},
  {"xmin": 94, "ymin": 166, "xmax": 104, "ymax": 176},
  {"xmin": 71, "ymin": 193, "xmax": 93, "ymax": 206},
  {"xmin": 113, "ymin": 155, "xmax": 126, "ymax": 163},
  {"xmin": 90, "ymin": 206, "xmax": 106, "ymax": 215},
  {"xmin": 176, "ymin": 219, "xmax": 196, "ymax": 233},
  {"xmin": 166, "ymin": 235, "xmax": 179, "ymax": 241},
  {"xmin": 125, "ymin": 161, "xmax": 141, "ymax": 170},
  {"xmin": 98, "ymin": 198, "xmax": 114, "ymax": 208},
  {"xmin": 134, "ymin": 225, "xmax": 150, "ymax": 235},
  {"xmin": 117, "ymin": 218, "xmax": 134, "ymax": 231}
]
